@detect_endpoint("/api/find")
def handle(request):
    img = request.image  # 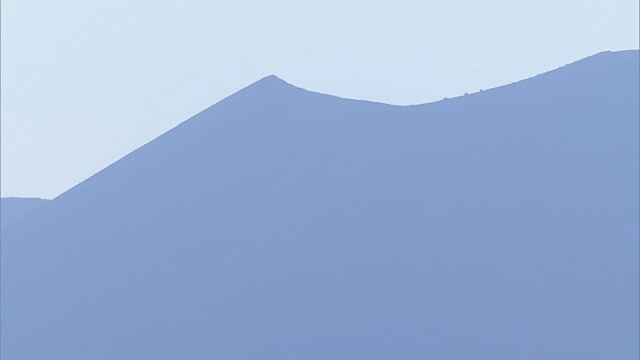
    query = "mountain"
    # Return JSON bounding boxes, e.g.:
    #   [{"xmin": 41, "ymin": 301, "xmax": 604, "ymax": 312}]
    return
[
  {"xmin": 0, "ymin": 197, "xmax": 49, "ymax": 230},
  {"xmin": 2, "ymin": 50, "xmax": 638, "ymax": 359}
]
